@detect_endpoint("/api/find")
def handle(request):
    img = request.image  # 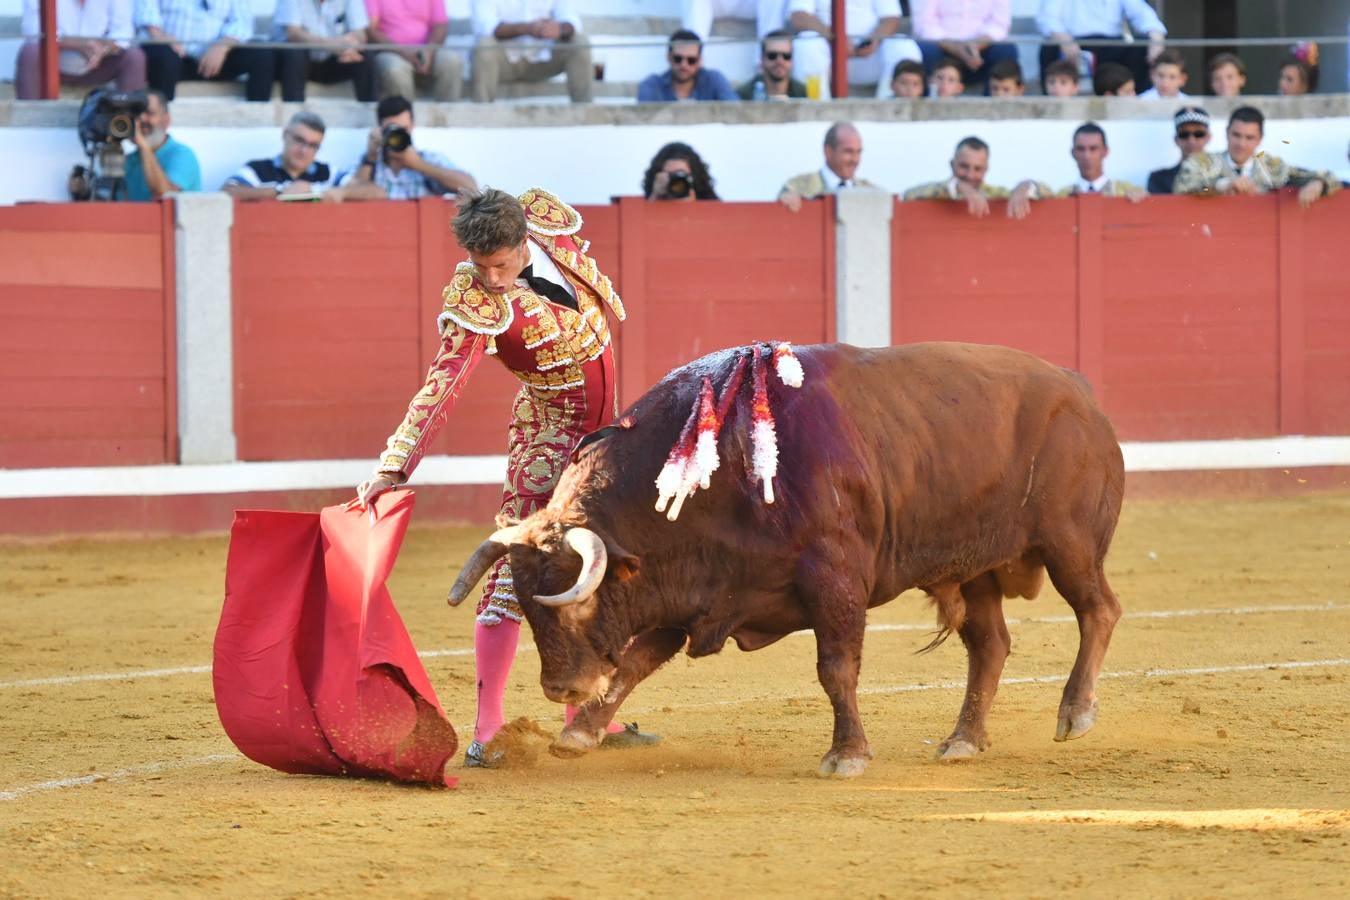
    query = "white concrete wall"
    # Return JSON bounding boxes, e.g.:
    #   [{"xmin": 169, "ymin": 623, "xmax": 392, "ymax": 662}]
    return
[{"xmin": 4, "ymin": 114, "xmax": 1348, "ymax": 206}]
